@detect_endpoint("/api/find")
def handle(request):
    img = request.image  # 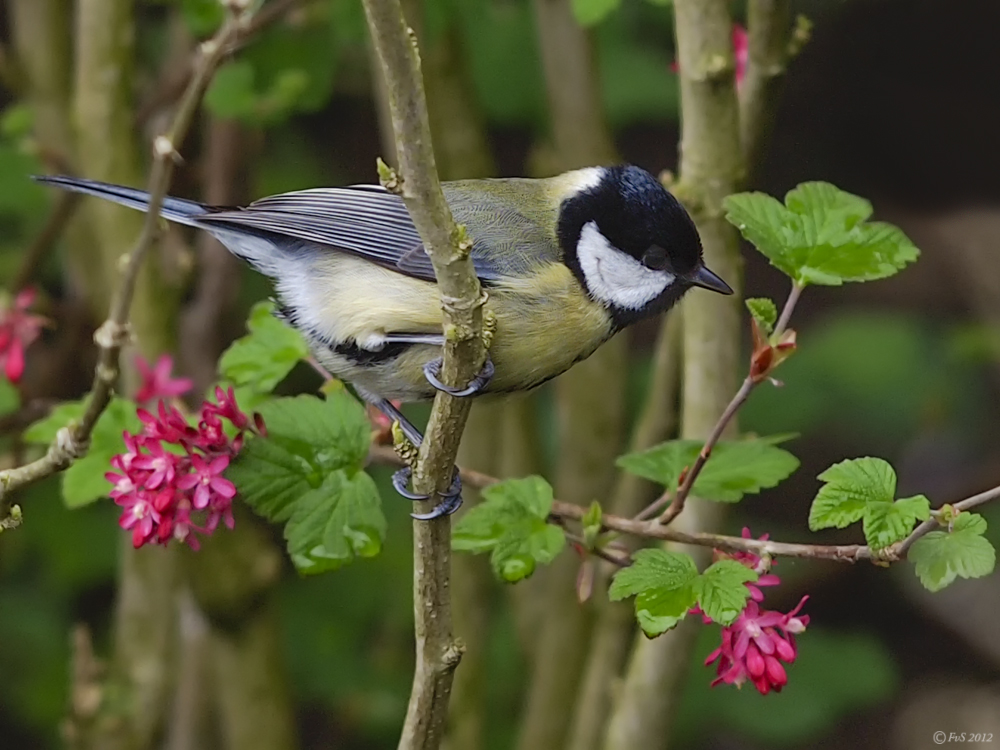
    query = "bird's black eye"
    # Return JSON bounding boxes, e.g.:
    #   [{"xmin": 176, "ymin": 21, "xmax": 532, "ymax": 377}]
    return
[{"xmin": 642, "ymin": 245, "xmax": 670, "ymax": 271}]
